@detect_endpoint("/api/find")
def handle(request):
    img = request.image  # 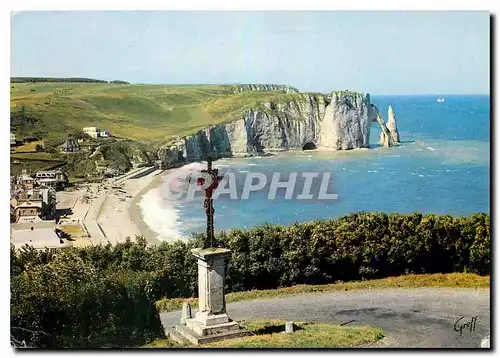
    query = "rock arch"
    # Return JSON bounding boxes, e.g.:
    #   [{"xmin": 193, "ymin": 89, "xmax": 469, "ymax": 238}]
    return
[{"xmin": 370, "ymin": 104, "xmax": 400, "ymax": 148}]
